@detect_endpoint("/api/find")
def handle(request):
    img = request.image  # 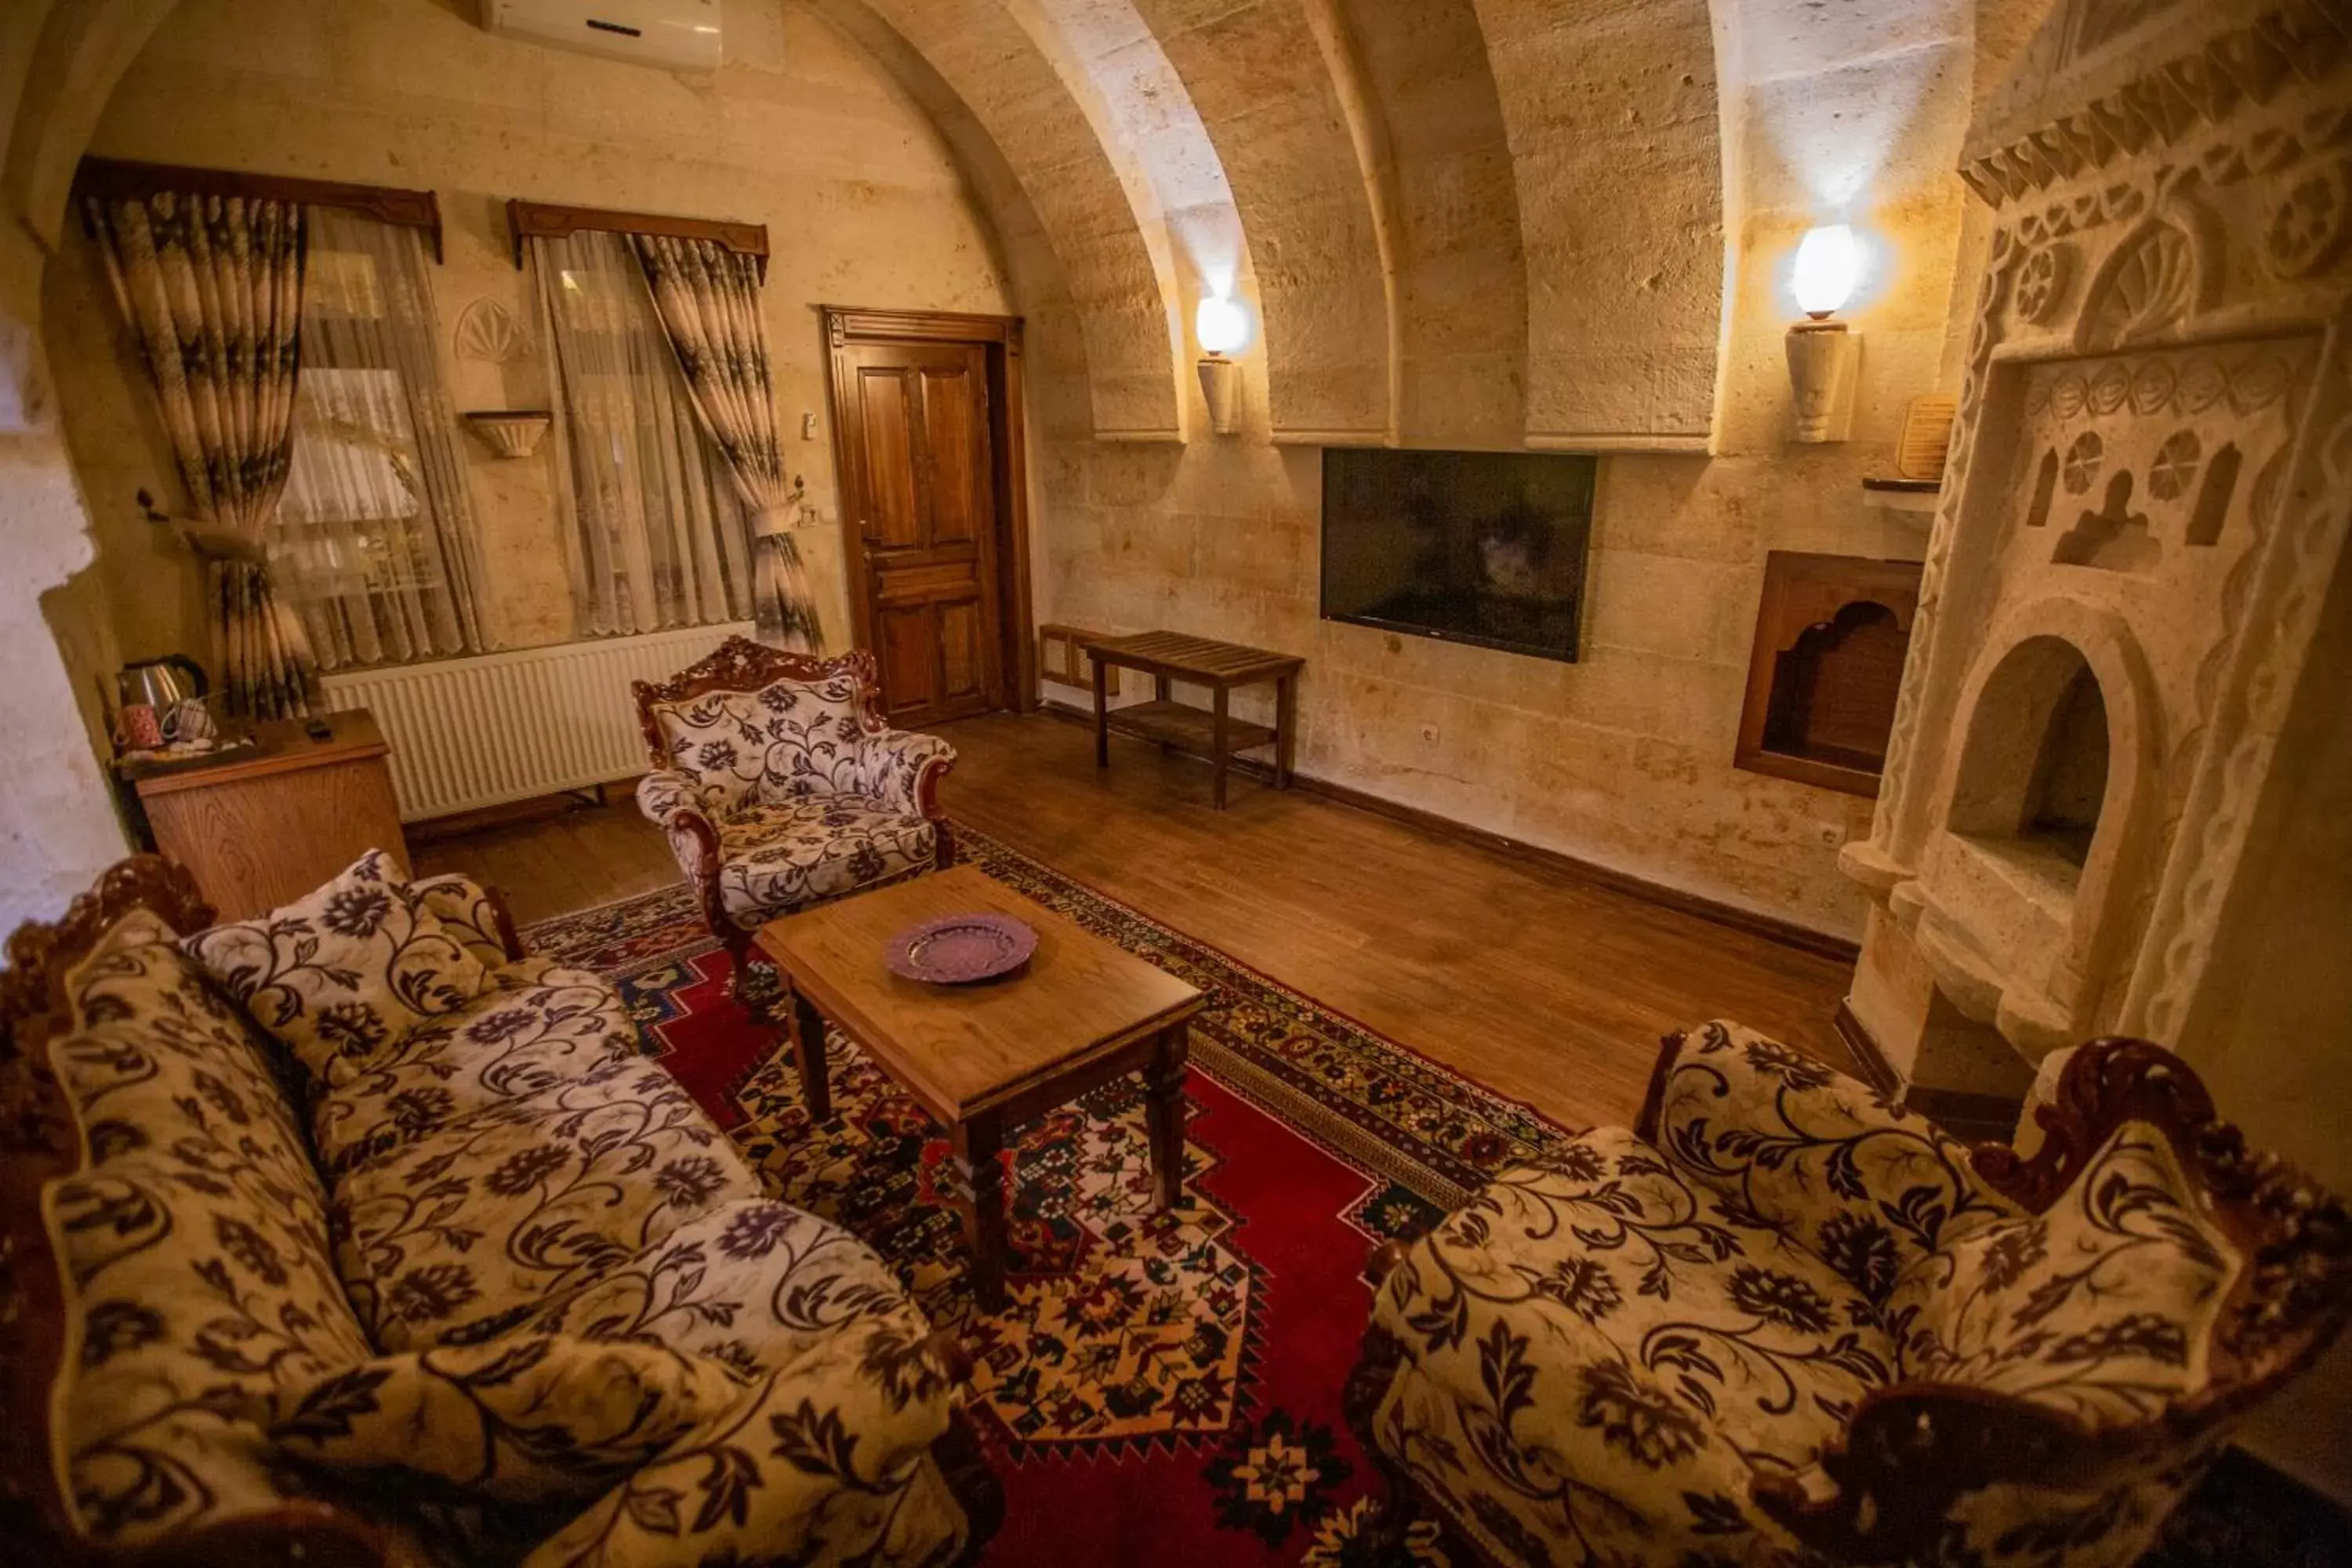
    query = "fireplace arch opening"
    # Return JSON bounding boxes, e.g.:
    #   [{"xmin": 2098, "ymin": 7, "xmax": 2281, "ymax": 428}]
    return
[{"xmin": 1947, "ymin": 634, "xmax": 2114, "ymax": 880}]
